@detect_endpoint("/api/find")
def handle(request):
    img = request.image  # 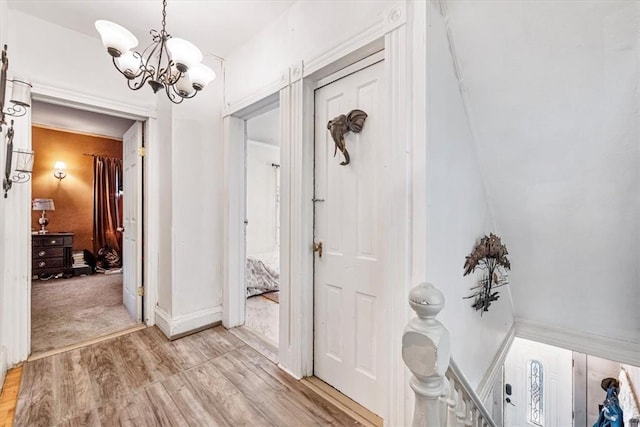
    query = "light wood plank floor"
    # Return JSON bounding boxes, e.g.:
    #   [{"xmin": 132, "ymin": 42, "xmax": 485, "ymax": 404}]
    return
[
  {"xmin": 0, "ymin": 365, "xmax": 23, "ymax": 427},
  {"xmin": 13, "ymin": 326, "xmax": 361, "ymax": 426}
]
